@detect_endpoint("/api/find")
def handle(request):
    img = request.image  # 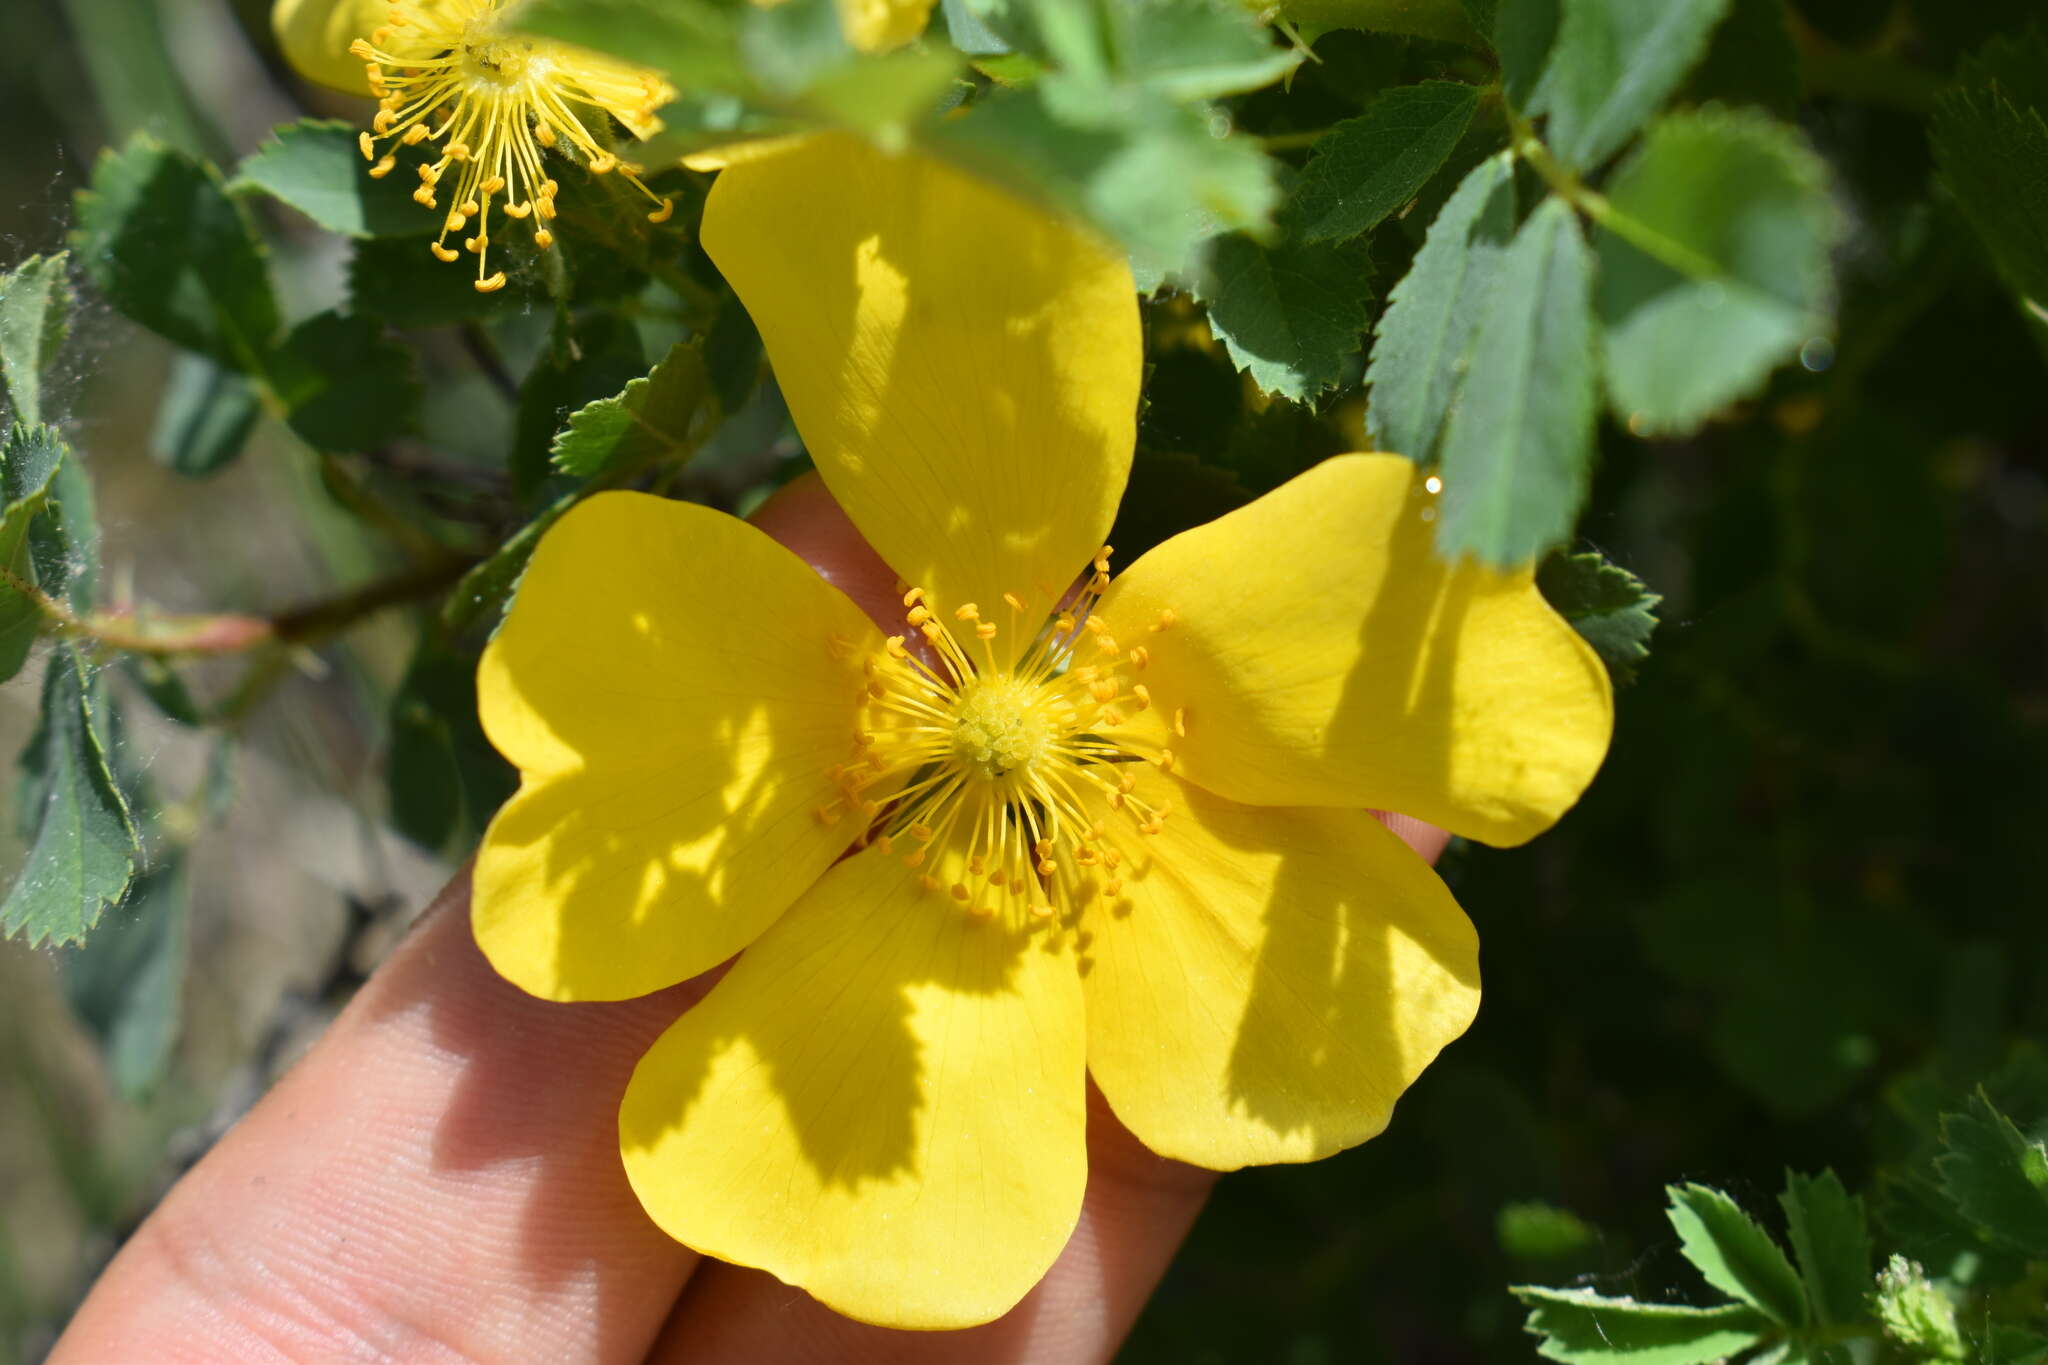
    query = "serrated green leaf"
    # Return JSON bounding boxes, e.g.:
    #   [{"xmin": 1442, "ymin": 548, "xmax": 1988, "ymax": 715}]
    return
[
  {"xmin": 515, "ymin": 313, "xmax": 647, "ymax": 498},
  {"xmin": 1199, "ymin": 234, "xmax": 1373, "ymax": 401},
  {"xmin": 1511, "ymin": 1287, "xmax": 1771, "ymax": 1364},
  {"xmin": 266, "ymin": 311, "xmax": 420, "ymax": 453},
  {"xmin": 1779, "ymin": 1170, "xmax": 1873, "ymax": 1329},
  {"xmin": 1935, "ymin": 1092, "xmax": 2048, "ymax": 1257},
  {"xmin": 70, "ymin": 134, "xmax": 277, "ymax": 371},
  {"xmin": 59, "ymin": 855, "xmax": 190, "ymax": 1100},
  {"xmin": 441, "ymin": 488, "xmax": 580, "ymax": 635},
  {"xmin": 1496, "ymin": 0, "xmax": 1560, "ymax": 105},
  {"xmin": 1, "ymin": 648, "xmax": 140, "ymax": 947},
  {"xmin": 1597, "ymin": 108, "xmax": 1837, "ymax": 435},
  {"xmin": 0, "ymin": 254, "xmax": 73, "ymax": 427},
  {"xmin": 1933, "ymin": 85, "xmax": 2048, "ymax": 308},
  {"xmin": 0, "ymin": 424, "xmax": 65, "ymax": 682},
  {"xmin": 1875, "ymin": 1256, "xmax": 1966, "ymax": 1361},
  {"xmin": 521, "ymin": 0, "xmax": 747, "ymax": 92},
  {"xmin": 1436, "ymin": 195, "xmax": 1595, "ymax": 566},
  {"xmin": 550, "ymin": 341, "xmax": 712, "ymax": 478},
  {"xmin": 30, "ymin": 442, "xmax": 102, "ymax": 613},
  {"xmin": 150, "ymin": 352, "xmax": 261, "ymax": 478},
  {"xmin": 1666, "ymin": 1184, "xmax": 1810, "ymax": 1327},
  {"xmin": 1956, "ymin": 27, "xmax": 2048, "ymax": 122},
  {"xmin": 1364, "ymin": 151, "xmax": 1516, "ymax": 460},
  {"xmin": 349, "ymin": 237, "xmax": 542, "ymax": 329},
  {"xmin": 1536, "ymin": 549, "xmax": 1660, "ymax": 682},
  {"xmin": 233, "ymin": 119, "xmax": 436, "ymax": 239},
  {"xmin": 1528, "ymin": 0, "xmax": 1733, "ymax": 171},
  {"xmin": 1287, "ymin": 82, "xmax": 1481, "ymax": 244}
]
